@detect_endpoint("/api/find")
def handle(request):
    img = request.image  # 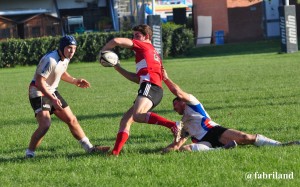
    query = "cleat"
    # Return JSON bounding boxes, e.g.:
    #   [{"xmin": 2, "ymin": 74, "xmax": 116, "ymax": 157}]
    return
[
  {"xmin": 223, "ymin": 140, "xmax": 237, "ymax": 149},
  {"xmin": 108, "ymin": 151, "xmax": 119, "ymax": 157},
  {"xmin": 25, "ymin": 154, "xmax": 34, "ymax": 159},
  {"xmin": 171, "ymin": 121, "xmax": 183, "ymax": 142},
  {"xmin": 90, "ymin": 146, "xmax": 110, "ymax": 153},
  {"xmin": 25, "ymin": 149, "xmax": 35, "ymax": 158}
]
